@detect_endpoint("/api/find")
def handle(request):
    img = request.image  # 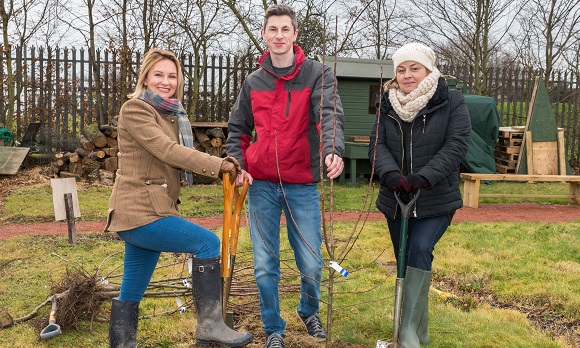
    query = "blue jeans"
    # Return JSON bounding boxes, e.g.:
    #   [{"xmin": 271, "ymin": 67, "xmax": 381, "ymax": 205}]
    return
[
  {"xmin": 248, "ymin": 180, "xmax": 323, "ymax": 335},
  {"xmin": 116, "ymin": 216, "xmax": 220, "ymax": 302},
  {"xmin": 387, "ymin": 214, "xmax": 450, "ymax": 271}
]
